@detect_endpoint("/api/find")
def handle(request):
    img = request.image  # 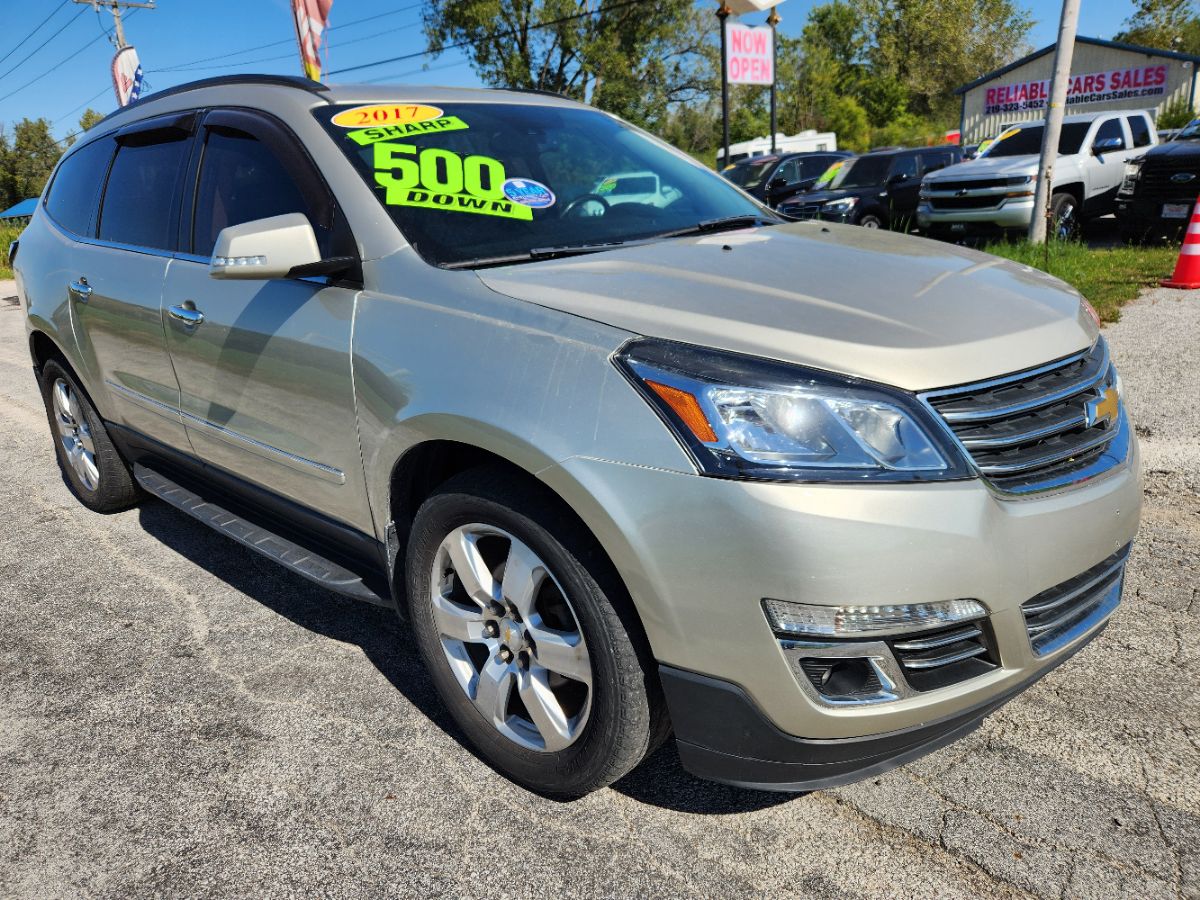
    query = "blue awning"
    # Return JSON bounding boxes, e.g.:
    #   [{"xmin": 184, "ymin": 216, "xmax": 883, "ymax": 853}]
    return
[{"xmin": 0, "ymin": 198, "xmax": 38, "ymax": 220}]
